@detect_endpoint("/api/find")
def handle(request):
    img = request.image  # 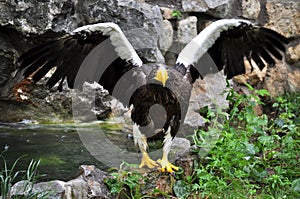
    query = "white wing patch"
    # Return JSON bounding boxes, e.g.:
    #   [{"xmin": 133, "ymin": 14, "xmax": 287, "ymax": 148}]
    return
[
  {"xmin": 73, "ymin": 23, "xmax": 143, "ymax": 67},
  {"xmin": 176, "ymin": 19, "xmax": 251, "ymax": 67}
]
